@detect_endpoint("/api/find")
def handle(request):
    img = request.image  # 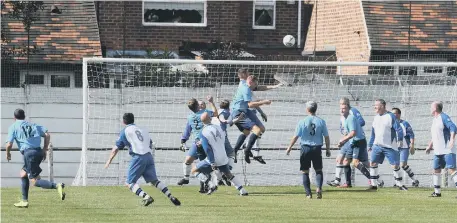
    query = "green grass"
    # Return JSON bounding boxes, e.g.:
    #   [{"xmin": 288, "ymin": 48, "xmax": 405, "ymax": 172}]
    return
[{"xmin": 2, "ymin": 186, "xmax": 457, "ymax": 223}]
